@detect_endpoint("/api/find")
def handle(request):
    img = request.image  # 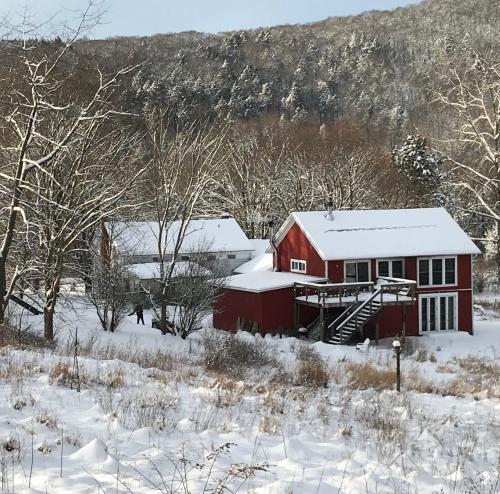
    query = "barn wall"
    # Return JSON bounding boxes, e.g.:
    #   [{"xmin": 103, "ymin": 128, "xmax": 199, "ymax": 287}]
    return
[
  {"xmin": 213, "ymin": 287, "xmax": 297, "ymax": 335},
  {"xmin": 327, "ymin": 260, "xmax": 344, "ymax": 283},
  {"xmin": 260, "ymin": 287, "xmax": 295, "ymax": 331},
  {"xmin": 458, "ymin": 290, "xmax": 473, "ymax": 333},
  {"xmin": 277, "ymin": 223, "xmax": 325, "ymax": 276},
  {"xmin": 213, "ymin": 289, "xmax": 263, "ymax": 332}
]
